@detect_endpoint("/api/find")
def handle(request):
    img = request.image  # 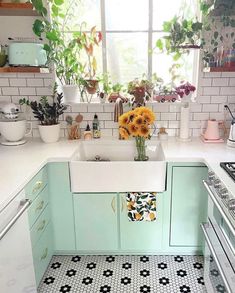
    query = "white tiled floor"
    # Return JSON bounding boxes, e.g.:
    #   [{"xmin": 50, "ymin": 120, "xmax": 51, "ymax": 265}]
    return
[{"xmin": 38, "ymin": 255, "xmax": 207, "ymax": 293}]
